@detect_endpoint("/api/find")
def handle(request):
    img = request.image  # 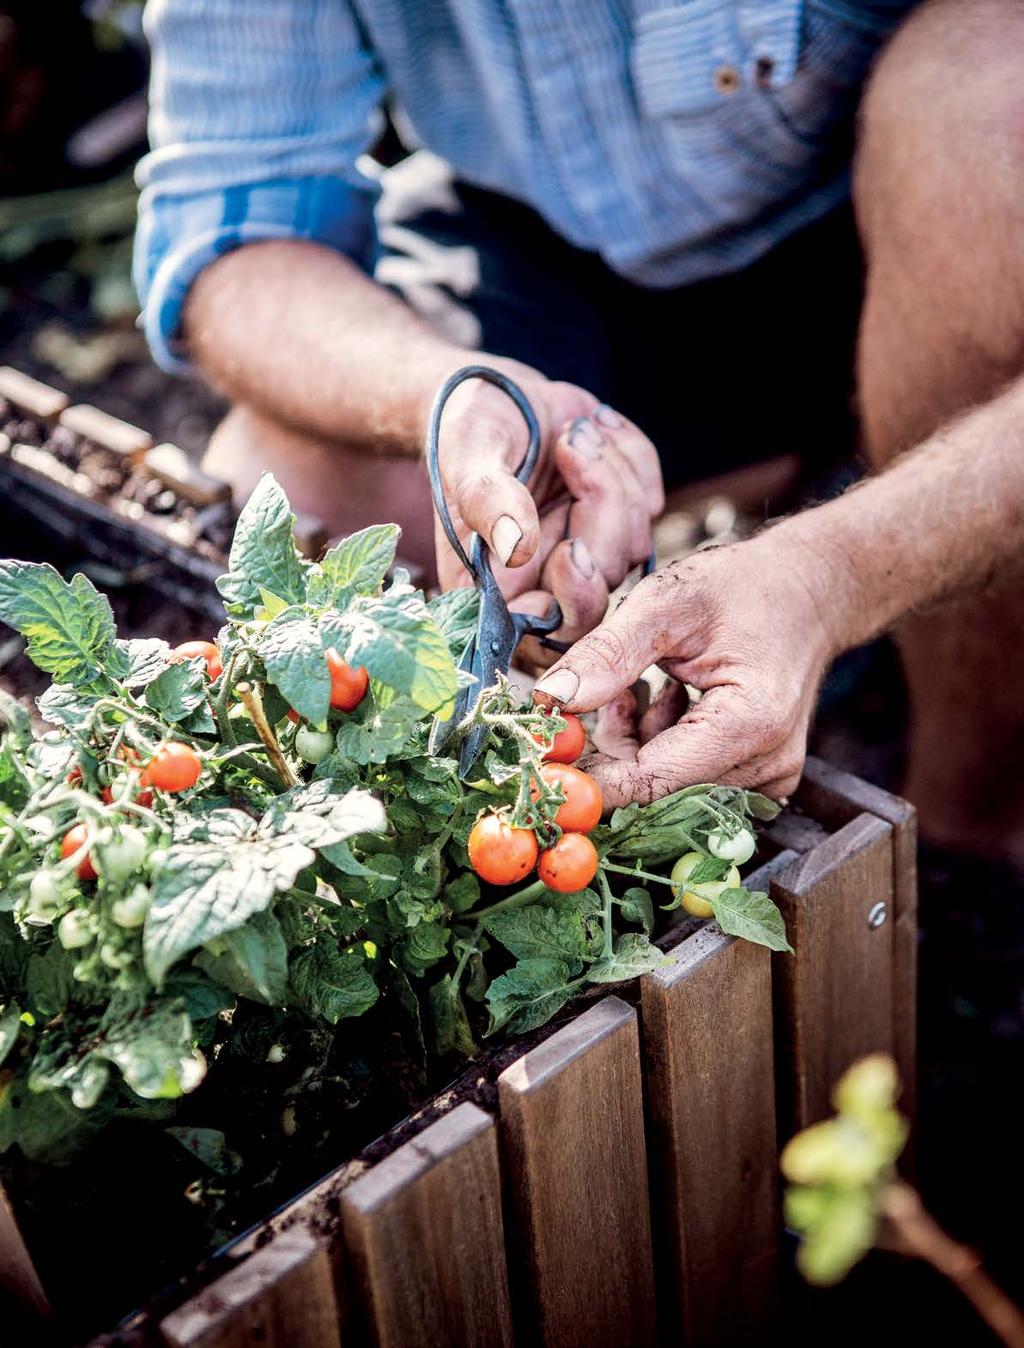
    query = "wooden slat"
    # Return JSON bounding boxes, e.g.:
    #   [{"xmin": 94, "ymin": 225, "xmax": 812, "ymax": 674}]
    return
[
  {"xmin": 641, "ymin": 926, "xmax": 778, "ymax": 1344},
  {"xmin": 0, "ymin": 366, "xmax": 68, "ymax": 421},
  {"xmin": 796, "ymin": 756, "xmax": 918, "ymax": 1133},
  {"xmin": 498, "ymin": 996, "xmax": 657, "ymax": 1348},
  {"xmin": 160, "ymin": 1230, "xmax": 341, "ymax": 1348},
  {"xmin": 771, "ymin": 812, "xmax": 895, "ymax": 1138},
  {"xmin": 59, "ymin": 404, "xmax": 153, "ymax": 461},
  {"xmin": 0, "ymin": 1182, "xmax": 50, "ymax": 1320},
  {"xmin": 341, "ymin": 1101, "xmax": 512, "ymax": 1348},
  {"xmin": 144, "ymin": 443, "xmax": 232, "ymax": 506}
]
